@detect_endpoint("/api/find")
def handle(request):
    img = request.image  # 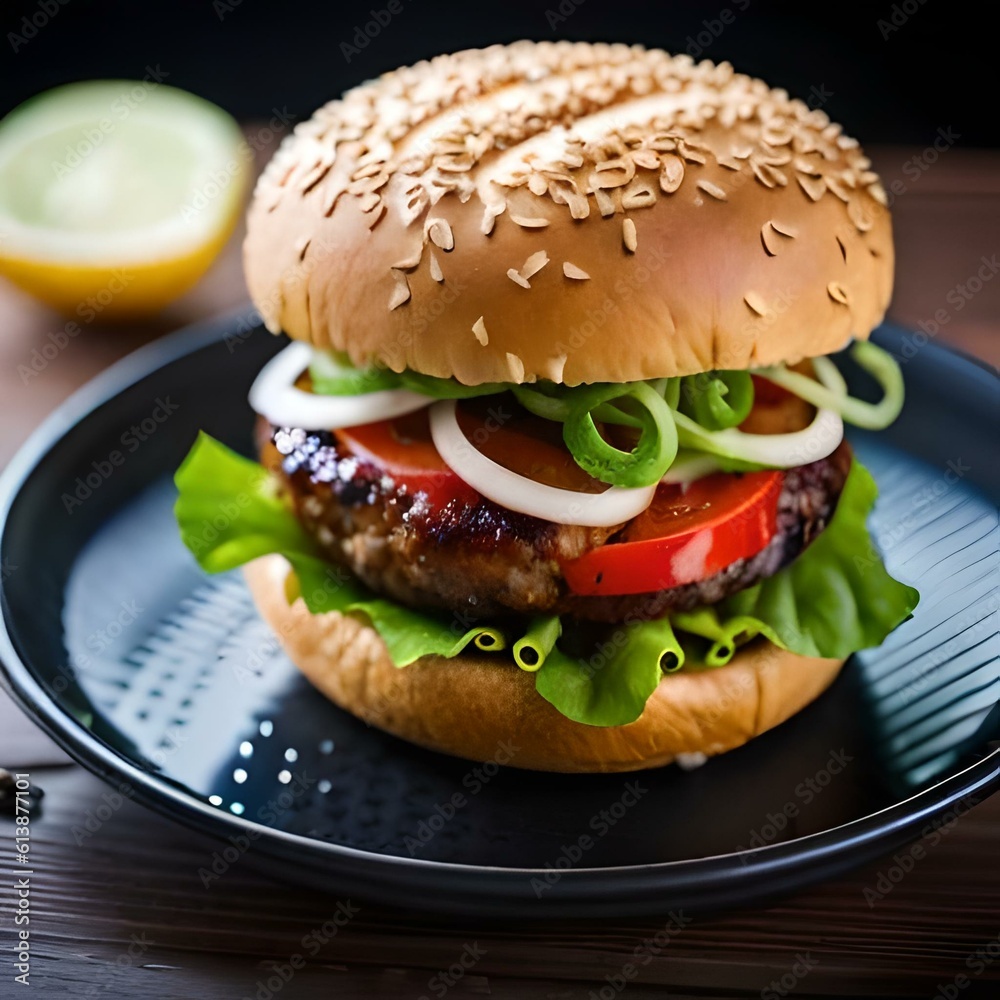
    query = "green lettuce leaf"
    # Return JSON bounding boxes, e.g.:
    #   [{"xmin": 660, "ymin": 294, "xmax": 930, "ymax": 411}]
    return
[
  {"xmin": 174, "ymin": 434, "xmax": 504, "ymax": 664},
  {"xmin": 674, "ymin": 461, "xmax": 920, "ymax": 664},
  {"xmin": 174, "ymin": 434, "xmax": 918, "ymax": 729},
  {"xmin": 534, "ymin": 616, "xmax": 685, "ymax": 726}
]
